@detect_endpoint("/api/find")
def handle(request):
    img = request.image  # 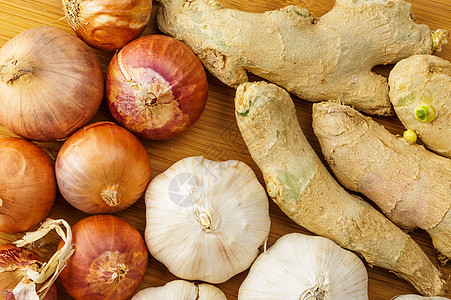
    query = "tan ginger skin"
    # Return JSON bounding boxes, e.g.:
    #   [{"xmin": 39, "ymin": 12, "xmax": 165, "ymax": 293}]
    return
[
  {"xmin": 389, "ymin": 55, "xmax": 451, "ymax": 158},
  {"xmin": 235, "ymin": 82, "xmax": 445, "ymax": 297},
  {"xmin": 158, "ymin": 0, "xmax": 448, "ymax": 116},
  {"xmin": 312, "ymin": 101, "xmax": 451, "ymax": 261}
]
